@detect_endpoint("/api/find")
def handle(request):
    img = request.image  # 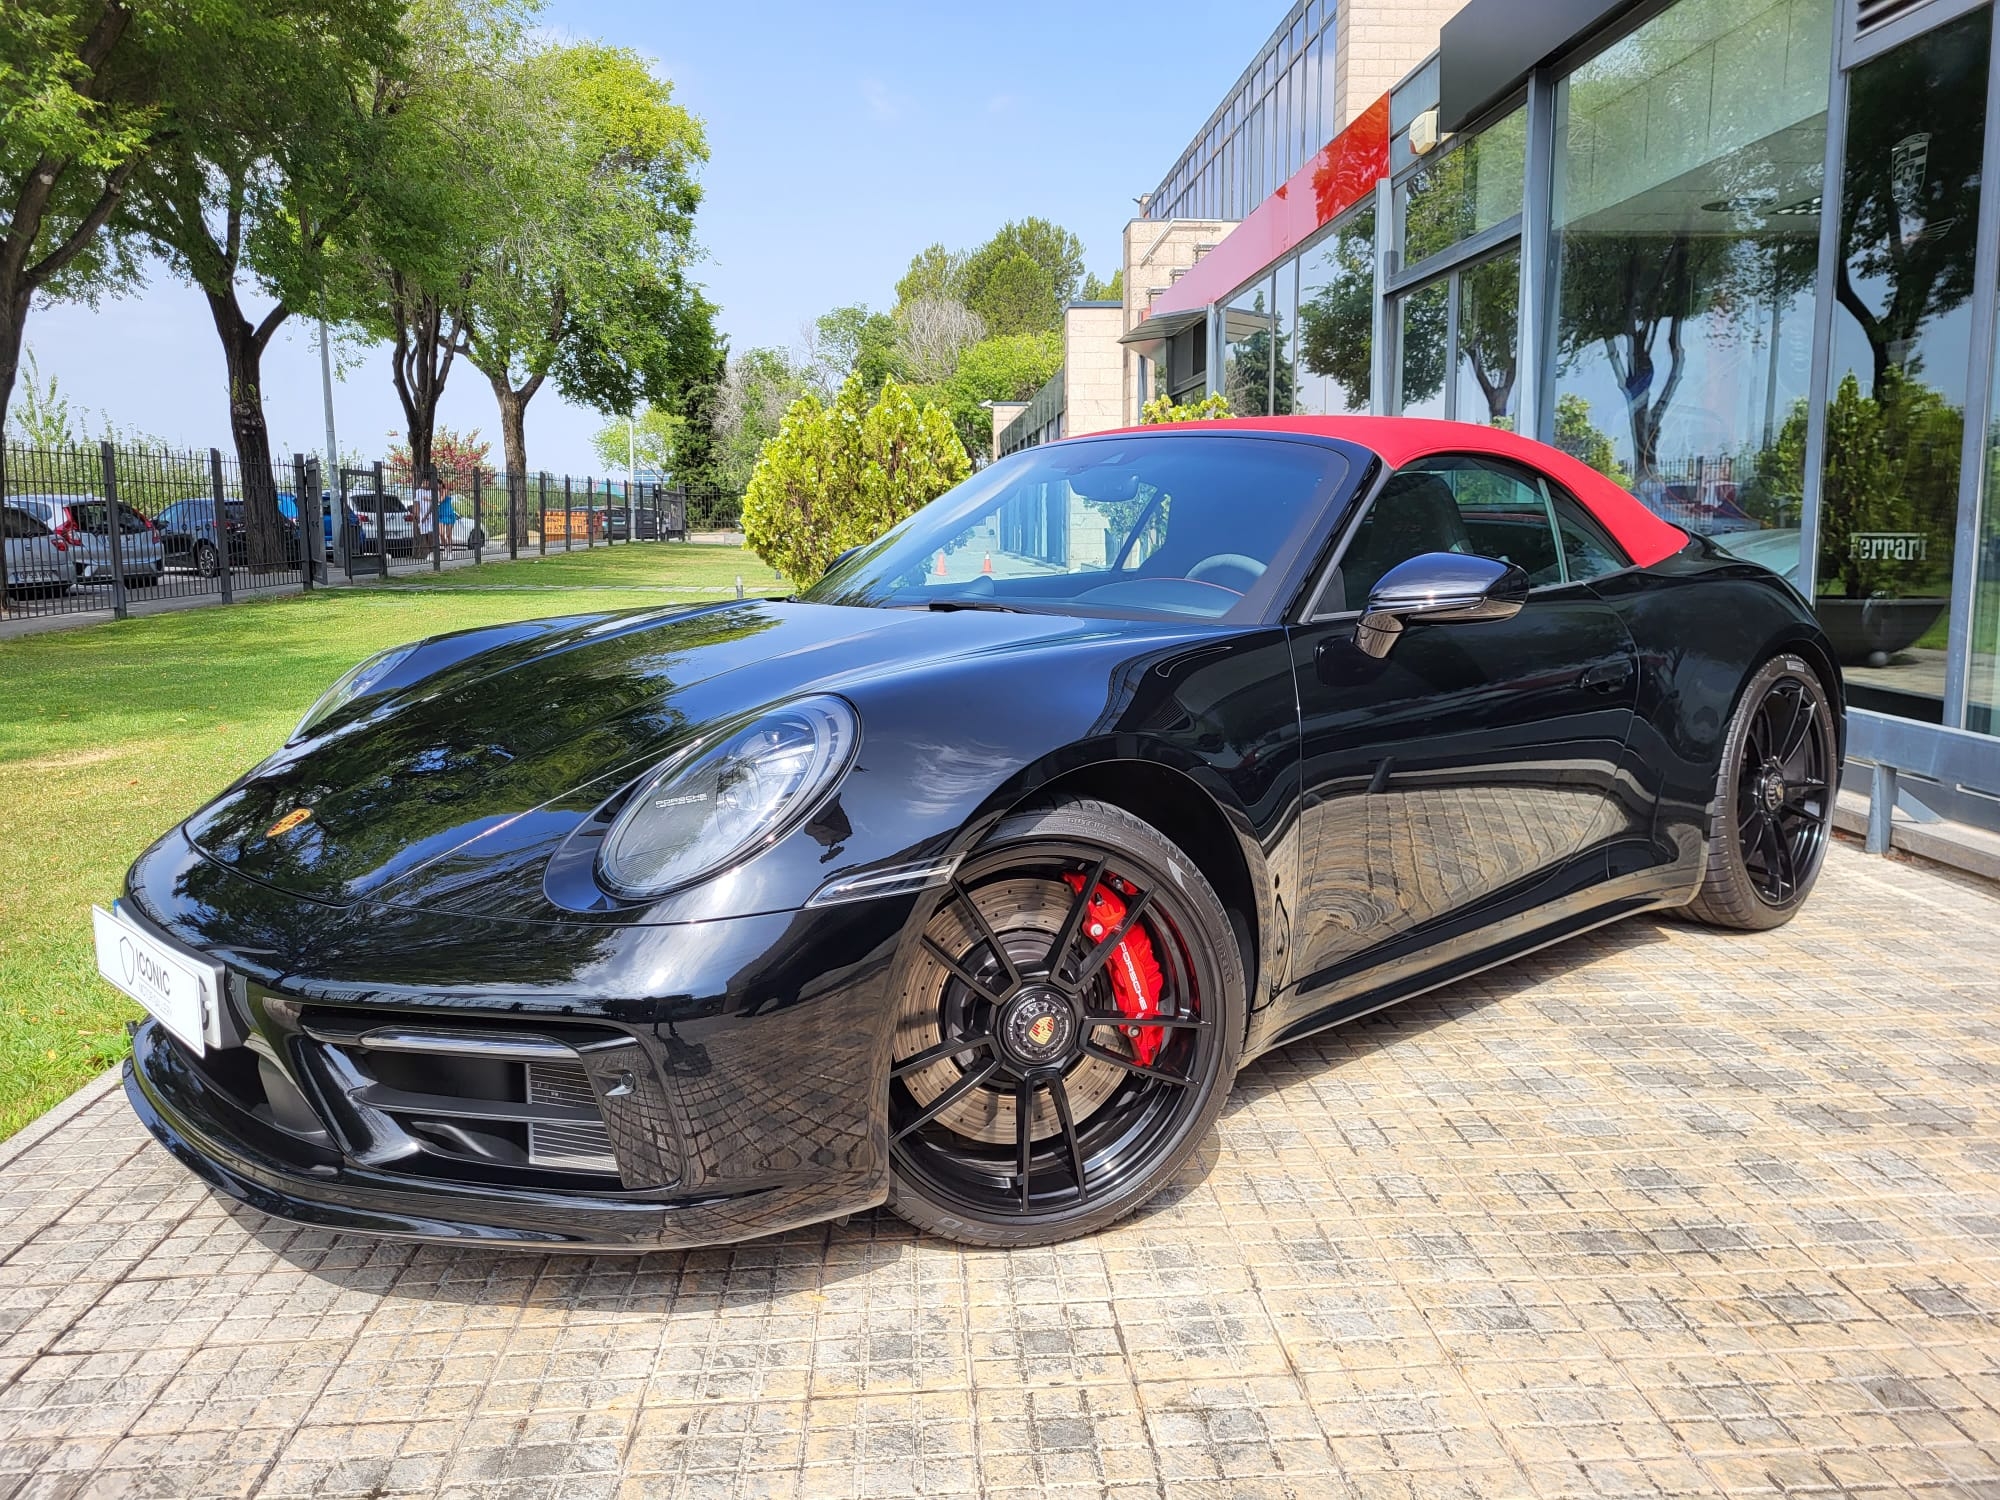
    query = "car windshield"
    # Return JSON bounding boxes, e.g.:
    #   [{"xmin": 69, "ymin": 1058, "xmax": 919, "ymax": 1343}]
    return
[
  {"xmin": 804, "ymin": 435, "xmax": 1343, "ymax": 622},
  {"xmin": 2, "ymin": 507, "xmax": 48, "ymax": 539}
]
